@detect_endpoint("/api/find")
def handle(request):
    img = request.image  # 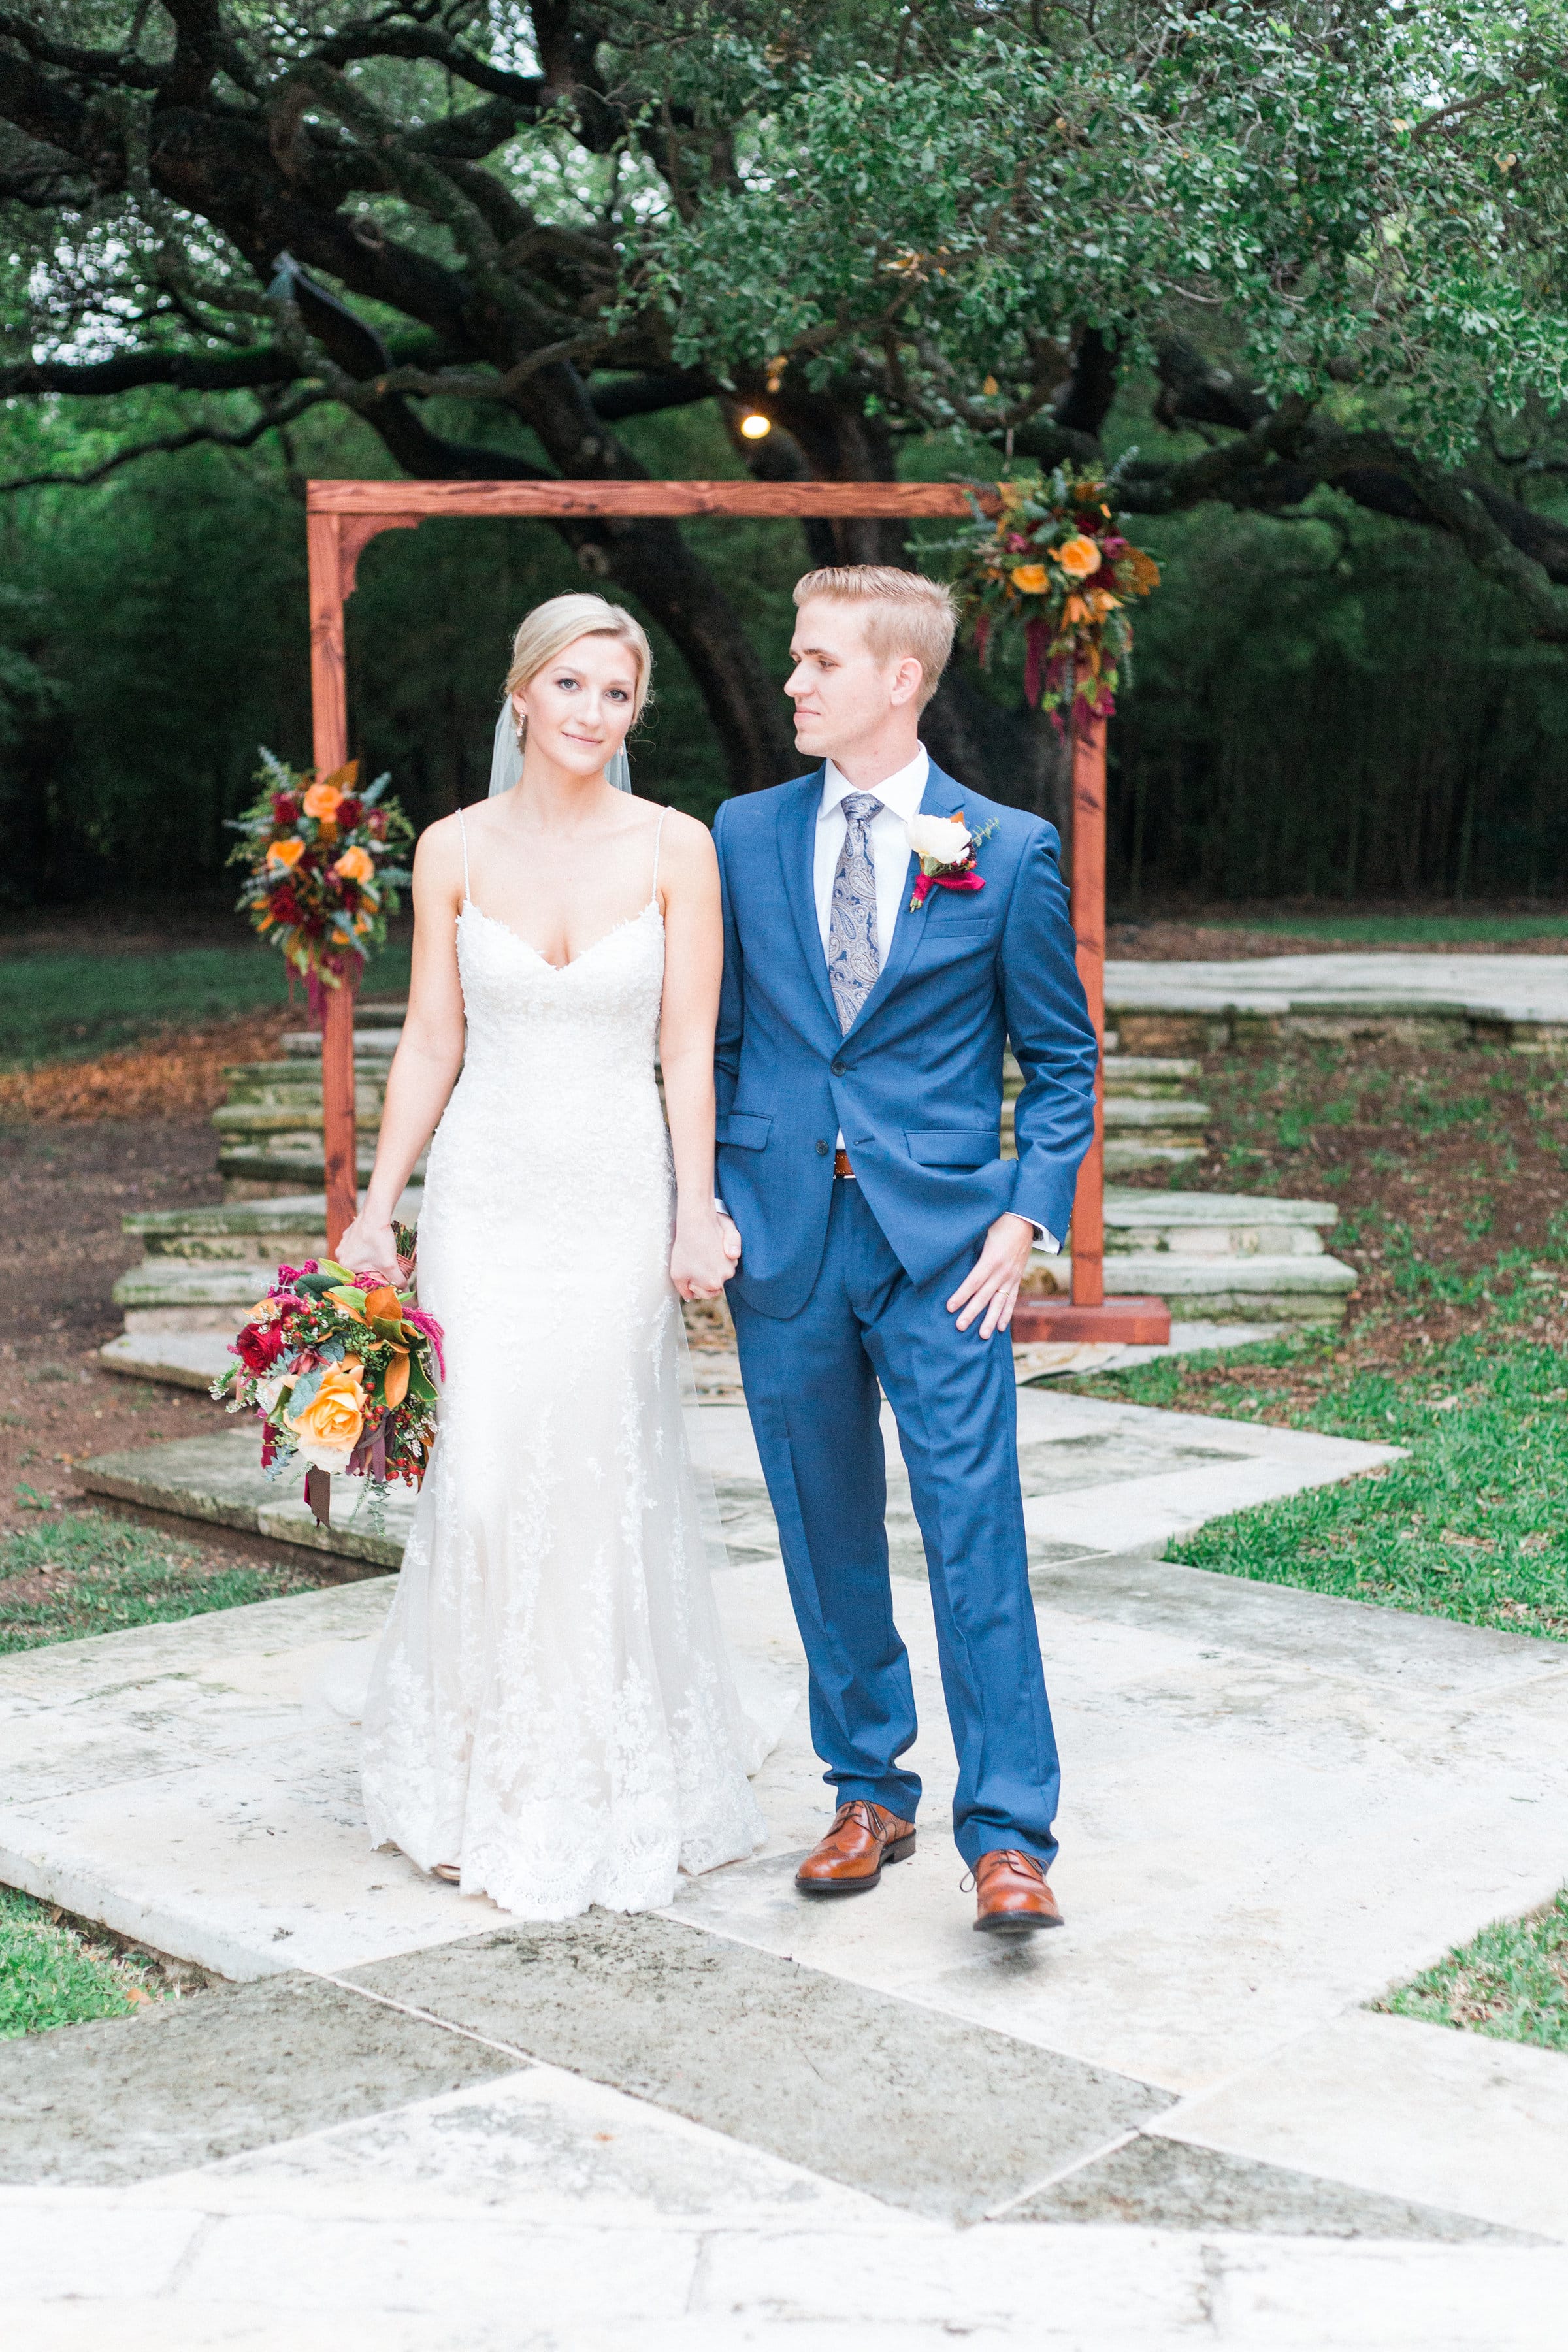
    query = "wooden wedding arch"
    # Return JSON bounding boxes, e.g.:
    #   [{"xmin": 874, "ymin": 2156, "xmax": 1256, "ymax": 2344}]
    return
[{"xmin": 304, "ymin": 476, "xmax": 1168, "ymax": 1345}]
